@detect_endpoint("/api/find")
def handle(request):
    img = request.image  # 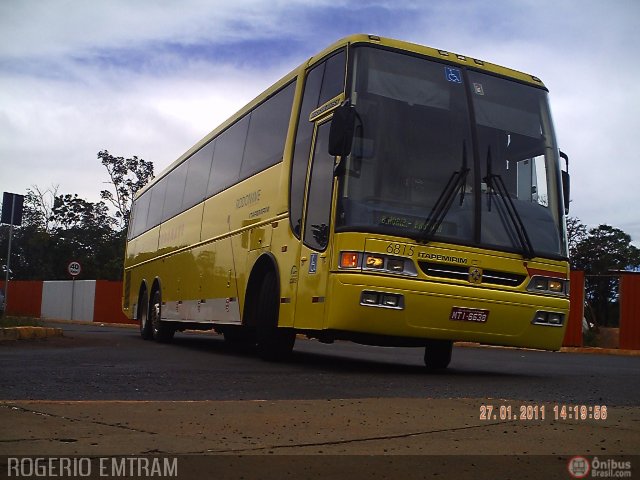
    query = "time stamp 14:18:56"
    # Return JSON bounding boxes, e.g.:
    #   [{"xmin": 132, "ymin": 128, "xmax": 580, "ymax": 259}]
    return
[{"xmin": 479, "ymin": 404, "xmax": 608, "ymax": 421}]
